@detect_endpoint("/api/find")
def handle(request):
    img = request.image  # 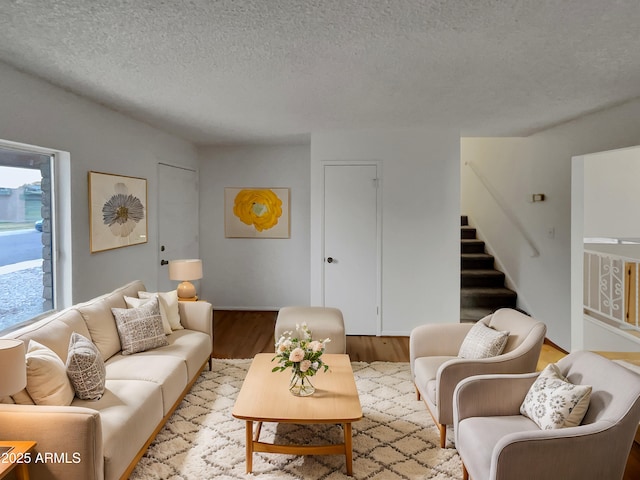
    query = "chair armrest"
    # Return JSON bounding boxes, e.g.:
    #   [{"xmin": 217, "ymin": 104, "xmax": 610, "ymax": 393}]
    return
[
  {"xmin": 409, "ymin": 323, "xmax": 473, "ymax": 371},
  {"xmin": 438, "ymin": 360, "xmax": 538, "ymax": 425},
  {"xmin": 492, "ymin": 421, "xmax": 629, "ymax": 480},
  {"xmin": 453, "ymin": 373, "xmax": 538, "ymax": 424},
  {"xmin": 178, "ymin": 301, "xmax": 213, "ymax": 338},
  {"xmin": 0, "ymin": 404, "xmax": 103, "ymax": 480}
]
